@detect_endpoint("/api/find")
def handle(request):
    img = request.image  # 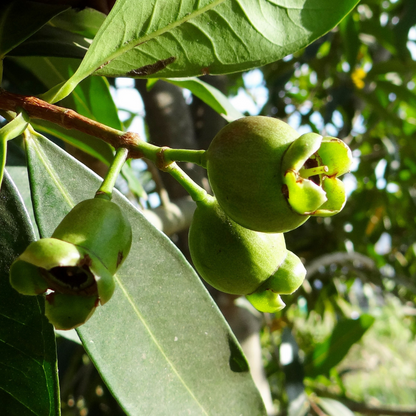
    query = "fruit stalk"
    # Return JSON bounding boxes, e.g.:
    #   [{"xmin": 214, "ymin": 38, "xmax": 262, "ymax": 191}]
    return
[
  {"xmin": 95, "ymin": 147, "xmax": 129, "ymax": 200},
  {"xmin": 164, "ymin": 161, "xmax": 208, "ymax": 203}
]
